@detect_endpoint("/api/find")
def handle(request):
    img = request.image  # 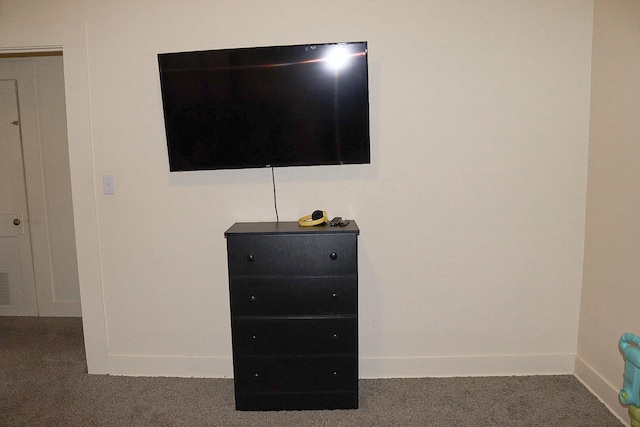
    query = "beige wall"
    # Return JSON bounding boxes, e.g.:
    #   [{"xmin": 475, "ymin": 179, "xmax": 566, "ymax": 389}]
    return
[
  {"xmin": 0, "ymin": 0, "xmax": 595, "ymax": 379},
  {"xmin": 576, "ymin": 0, "xmax": 640, "ymax": 423}
]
